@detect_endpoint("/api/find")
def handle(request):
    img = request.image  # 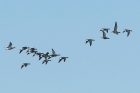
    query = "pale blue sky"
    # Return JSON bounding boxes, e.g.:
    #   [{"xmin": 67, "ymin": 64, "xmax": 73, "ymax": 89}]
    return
[{"xmin": 0, "ymin": 0, "xmax": 140, "ymax": 93}]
